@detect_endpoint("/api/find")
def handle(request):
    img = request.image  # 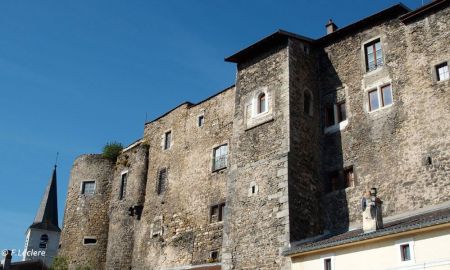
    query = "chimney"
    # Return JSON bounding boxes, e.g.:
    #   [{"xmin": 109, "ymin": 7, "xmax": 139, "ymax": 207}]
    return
[
  {"xmin": 326, "ymin": 19, "xmax": 338, "ymax": 34},
  {"xmin": 2, "ymin": 250, "xmax": 12, "ymax": 270},
  {"xmin": 361, "ymin": 188, "xmax": 383, "ymax": 233}
]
